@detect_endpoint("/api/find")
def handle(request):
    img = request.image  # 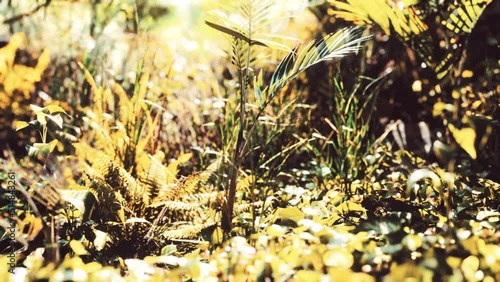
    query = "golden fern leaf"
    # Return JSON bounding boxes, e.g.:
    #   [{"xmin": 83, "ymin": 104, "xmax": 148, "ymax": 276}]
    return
[
  {"xmin": 235, "ymin": 201, "xmax": 263, "ymax": 213},
  {"xmin": 112, "ymin": 81, "xmax": 134, "ymax": 126},
  {"xmin": 87, "ymin": 177, "xmax": 126, "ymax": 222},
  {"xmin": 237, "ymin": 174, "xmax": 255, "ymax": 192},
  {"xmin": 162, "ymin": 222, "xmax": 216, "ymax": 240},
  {"xmin": 151, "ymin": 201, "xmax": 202, "ymax": 212},
  {"xmin": 90, "ymin": 150, "xmax": 150, "ymax": 207},
  {"xmin": 178, "ymin": 173, "xmax": 204, "ymax": 197},
  {"xmin": 182, "ymin": 191, "xmax": 225, "ymax": 208},
  {"xmin": 137, "ymin": 153, "xmax": 167, "ymax": 200}
]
